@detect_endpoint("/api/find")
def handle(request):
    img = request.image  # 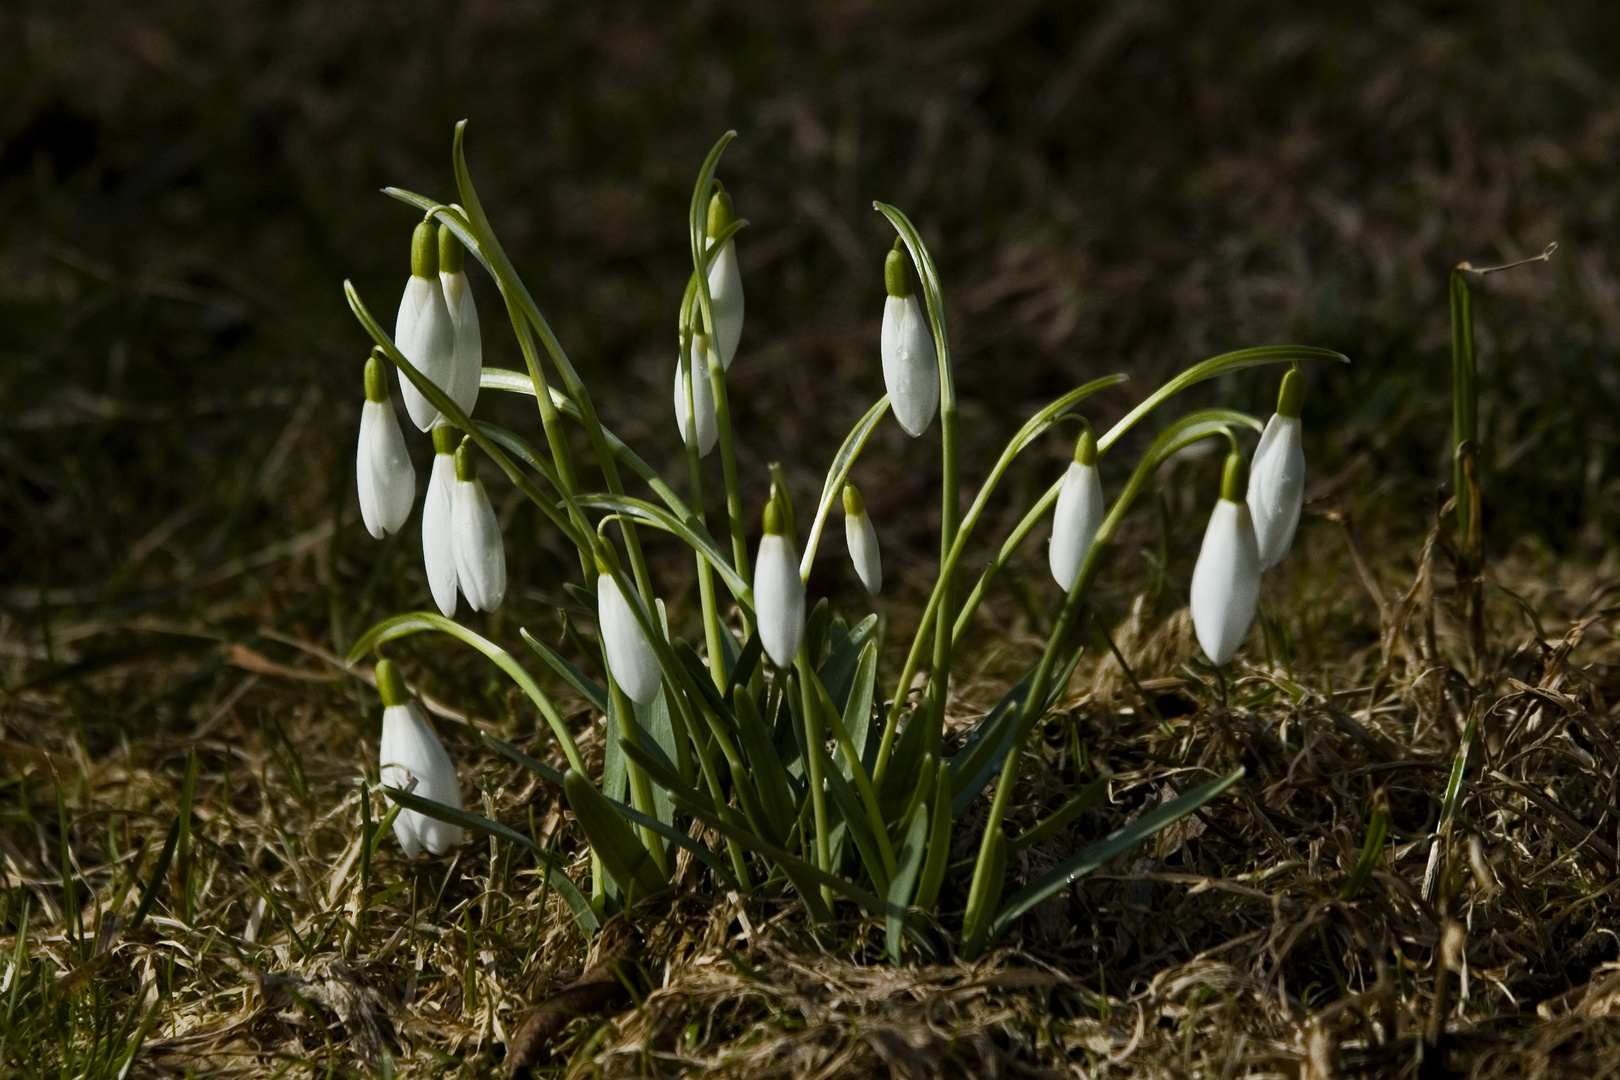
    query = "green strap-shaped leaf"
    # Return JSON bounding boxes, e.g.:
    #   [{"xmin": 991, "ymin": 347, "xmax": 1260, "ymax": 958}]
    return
[
  {"xmin": 912, "ymin": 759, "xmax": 954, "ymax": 912},
  {"xmin": 580, "ymin": 493, "xmax": 752, "ymax": 607},
  {"xmin": 823, "ymin": 765, "xmax": 891, "ymax": 896},
  {"xmin": 733, "ymin": 688, "xmax": 797, "ymax": 845},
  {"xmin": 346, "ymin": 611, "xmax": 586, "ymax": 775},
  {"xmin": 799, "ymin": 396, "xmax": 893, "ymax": 579},
  {"xmin": 1009, "ymin": 772, "xmax": 1112, "ymax": 853},
  {"xmin": 986, "ymin": 768, "xmax": 1244, "ymax": 942},
  {"xmin": 619, "ymin": 738, "xmax": 716, "ymax": 818},
  {"xmin": 520, "ymin": 628, "xmax": 609, "ymax": 714},
  {"xmin": 818, "ymin": 614, "xmax": 878, "ymax": 714},
  {"xmin": 563, "ymin": 769, "xmax": 667, "ymax": 899},
  {"xmin": 886, "ymin": 808, "xmax": 930, "ymax": 963},
  {"xmin": 838, "ymin": 641, "xmax": 878, "ymax": 785}
]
